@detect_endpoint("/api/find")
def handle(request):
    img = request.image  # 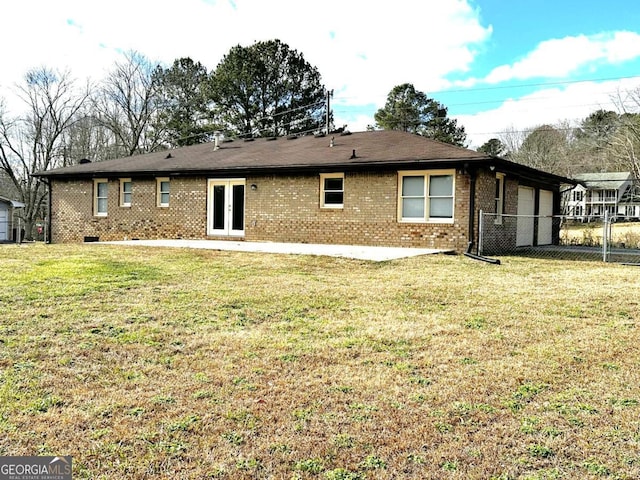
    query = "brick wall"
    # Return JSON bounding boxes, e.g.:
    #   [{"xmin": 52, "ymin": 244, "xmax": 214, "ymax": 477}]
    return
[
  {"xmin": 473, "ymin": 170, "xmax": 519, "ymax": 254},
  {"xmin": 51, "ymin": 170, "xmax": 474, "ymax": 252},
  {"xmin": 474, "ymin": 169, "xmax": 564, "ymax": 255},
  {"xmin": 244, "ymin": 171, "xmax": 471, "ymax": 251},
  {"xmin": 51, "ymin": 177, "xmax": 207, "ymax": 243}
]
